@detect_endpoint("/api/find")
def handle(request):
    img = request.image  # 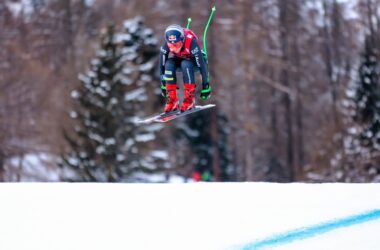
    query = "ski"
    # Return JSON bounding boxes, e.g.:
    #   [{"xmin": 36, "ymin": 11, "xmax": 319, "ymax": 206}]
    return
[
  {"xmin": 135, "ymin": 109, "xmax": 179, "ymax": 124},
  {"xmin": 154, "ymin": 104, "xmax": 215, "ymax": 123}
]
